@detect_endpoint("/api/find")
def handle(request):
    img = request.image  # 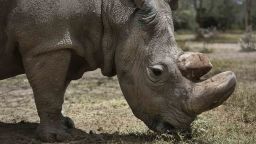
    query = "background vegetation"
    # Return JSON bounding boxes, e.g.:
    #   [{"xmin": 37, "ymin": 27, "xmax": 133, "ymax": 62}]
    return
[{"xmin": 174, "ymin": 0, "xmax": 256, "ymax": 31}]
